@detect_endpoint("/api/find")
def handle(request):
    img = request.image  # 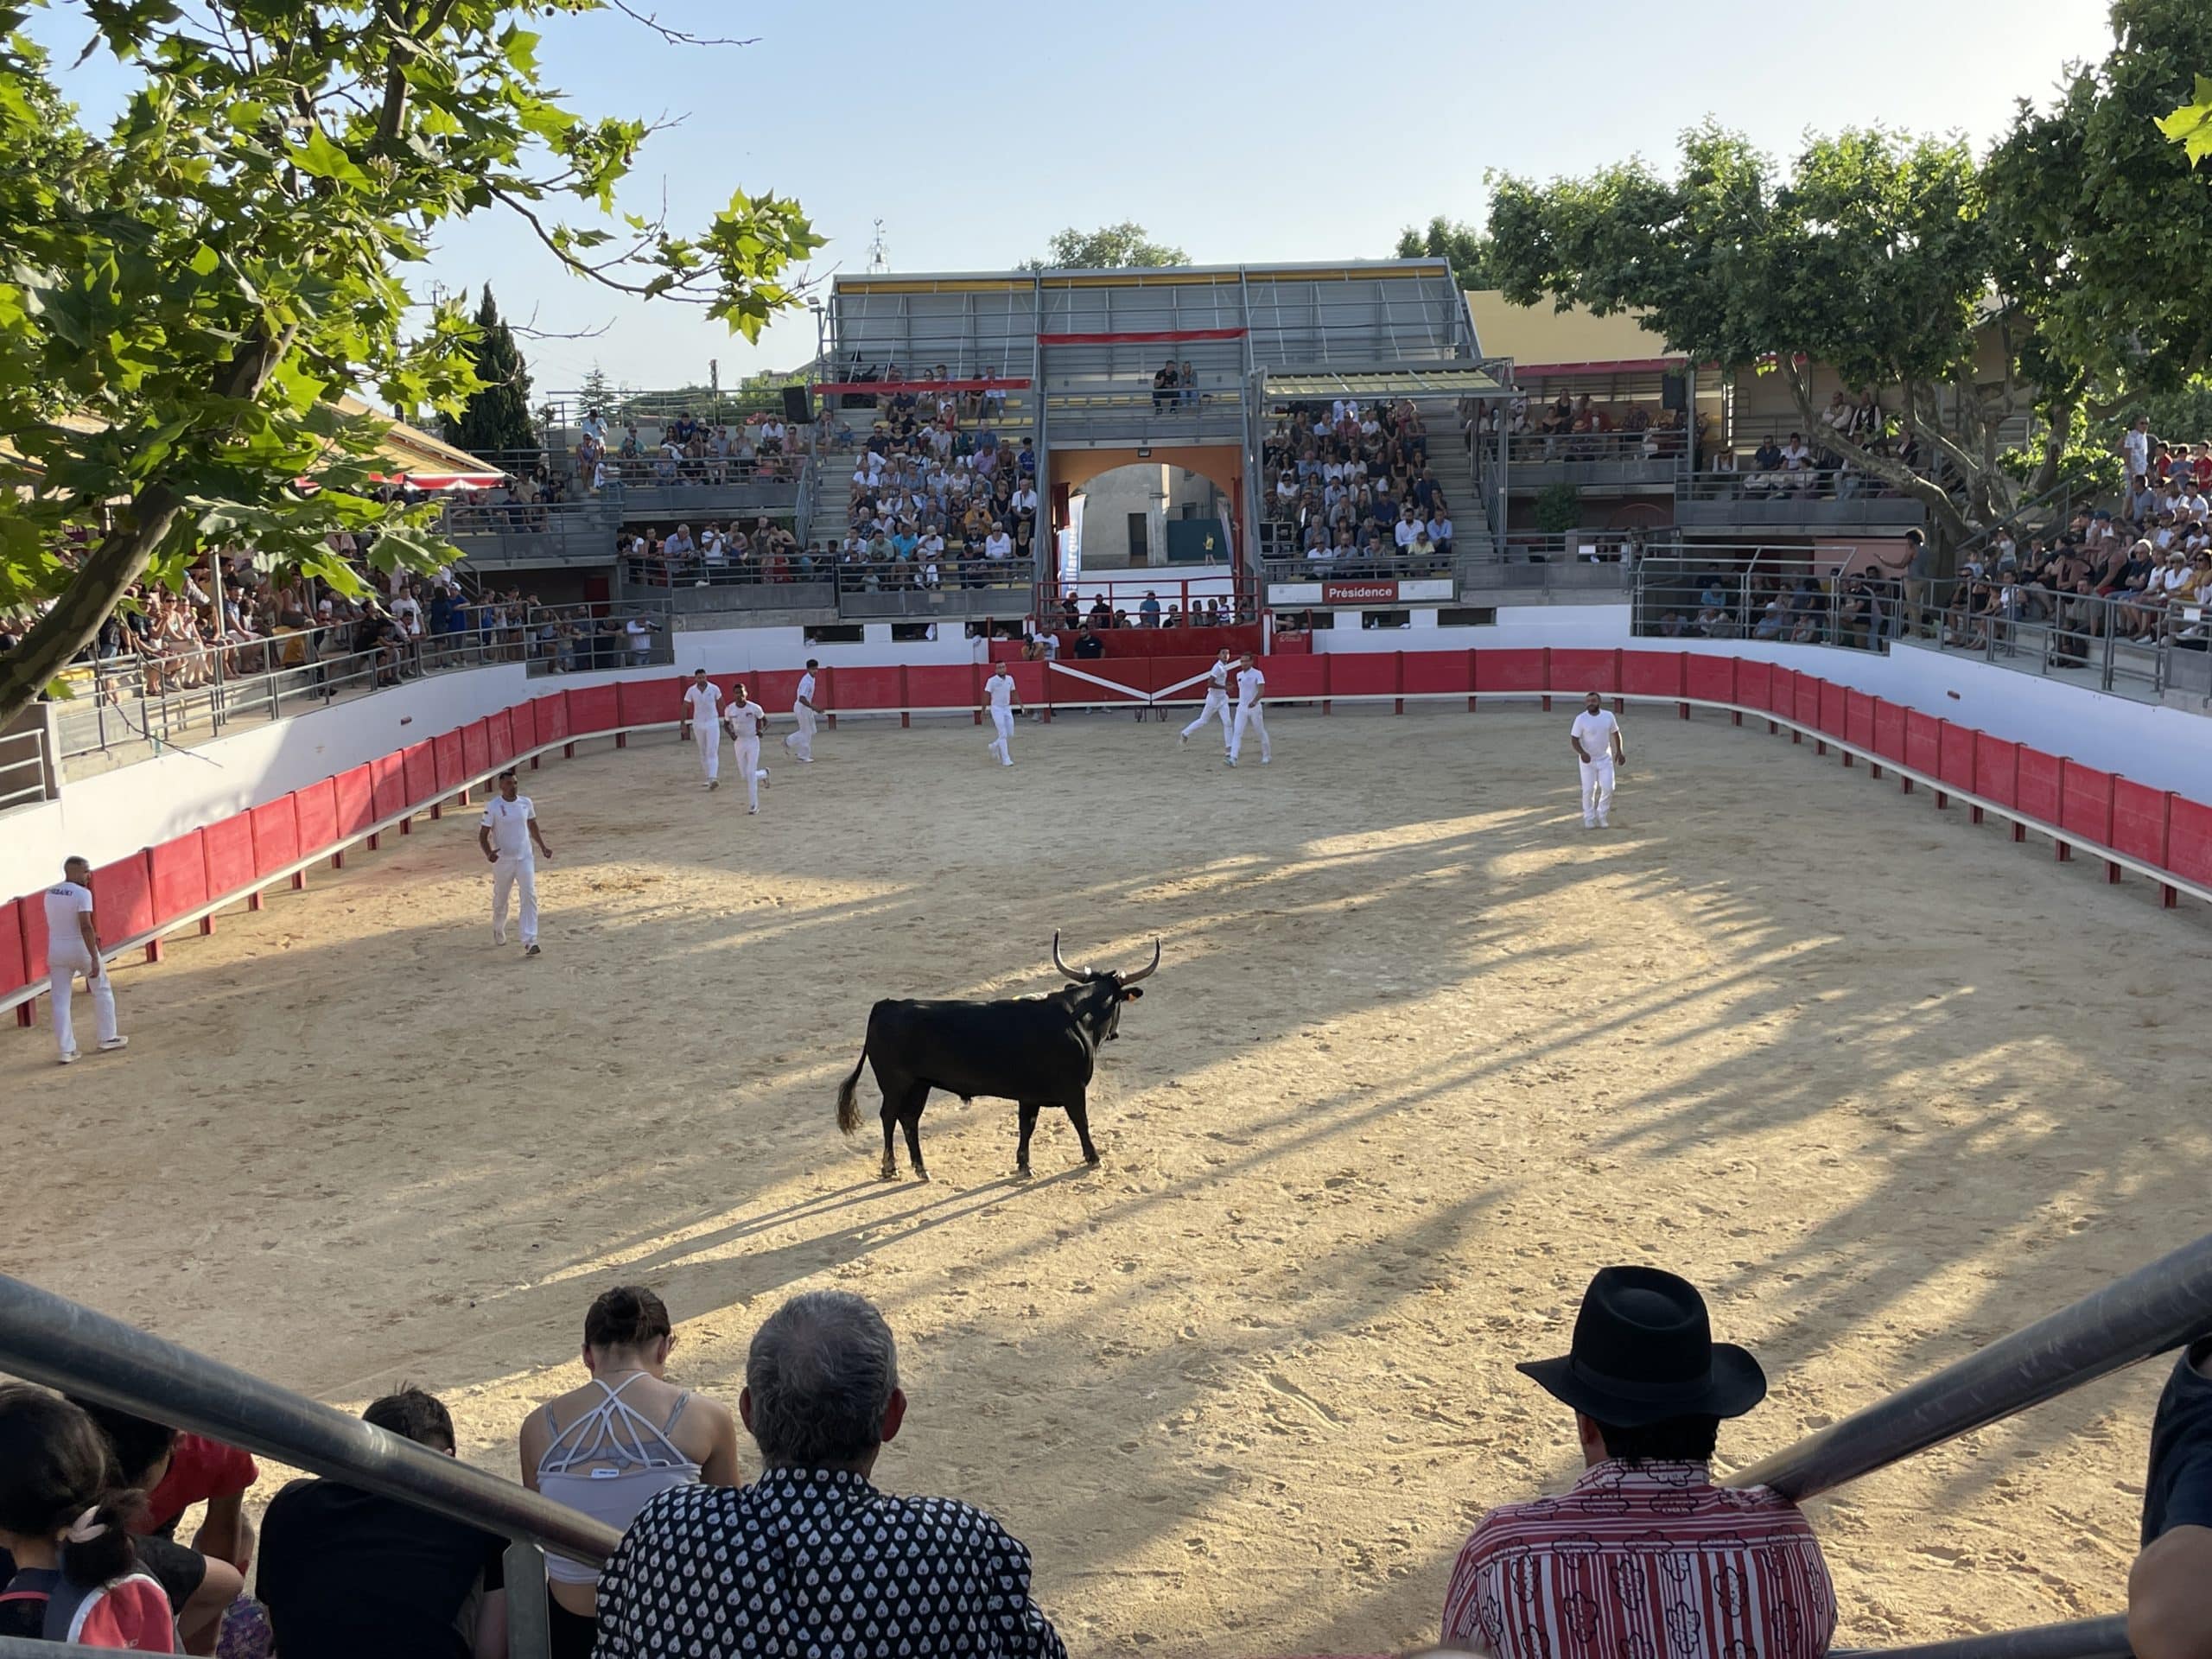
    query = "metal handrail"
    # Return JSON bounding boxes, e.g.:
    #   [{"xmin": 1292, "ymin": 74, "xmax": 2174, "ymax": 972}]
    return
[
  {"xmin": 0, "ymin": 1274, "xmax": 621, "ymax": 1567},
  {"xmin": 834, "ymin": 556, "xmax": 1034, "ymax": 593},
  {"xmin": 1263, "ymin": 553, "xmax": 1456, "ymax": 582},
  {"xmin": 1683, "ymin": 466, "xmax": 1933, "ymax": 501}
]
